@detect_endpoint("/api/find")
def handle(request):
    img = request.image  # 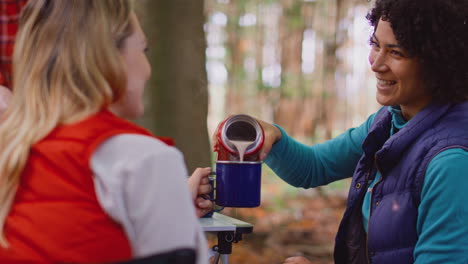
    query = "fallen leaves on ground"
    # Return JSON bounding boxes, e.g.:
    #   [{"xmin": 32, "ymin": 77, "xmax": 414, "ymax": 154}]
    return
[{"xmin": 208, "ymin": 193, "xmax": 347, "ymax": 264}]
